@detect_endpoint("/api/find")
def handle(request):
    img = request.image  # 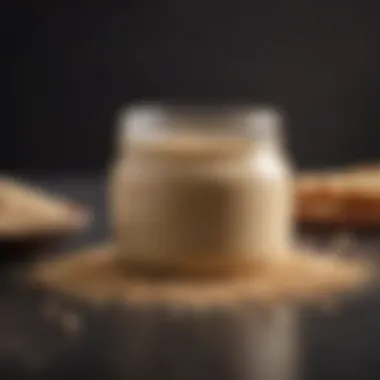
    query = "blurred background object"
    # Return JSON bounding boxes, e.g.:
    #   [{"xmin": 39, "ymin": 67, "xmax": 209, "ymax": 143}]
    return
[{"xmin": 0, "ymin": 177, "xmax": 91, "ymax": 257}]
